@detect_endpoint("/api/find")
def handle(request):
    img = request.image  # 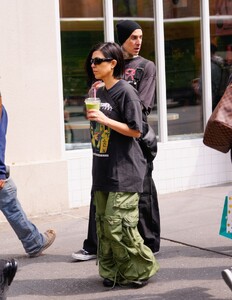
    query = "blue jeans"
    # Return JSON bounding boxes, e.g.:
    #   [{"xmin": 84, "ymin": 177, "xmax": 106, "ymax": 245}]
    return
[{"xmin": 0, "ymin": 178, "xmax": 45, "ymax": 255}]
